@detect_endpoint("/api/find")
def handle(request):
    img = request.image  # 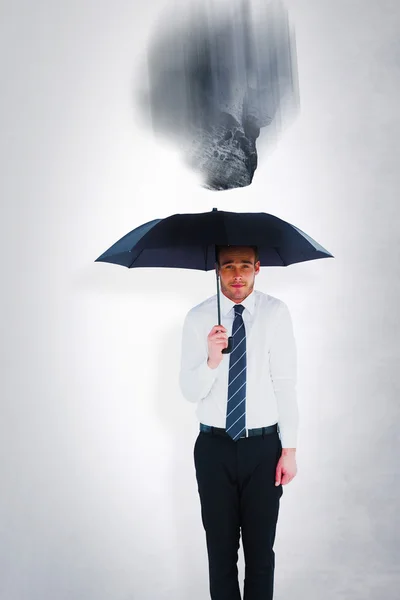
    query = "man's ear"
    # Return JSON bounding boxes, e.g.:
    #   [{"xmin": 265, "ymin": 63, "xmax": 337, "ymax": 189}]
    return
[{"xmin": 255, "ymin": 261, "xmax": 261, "ymax": 275}]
